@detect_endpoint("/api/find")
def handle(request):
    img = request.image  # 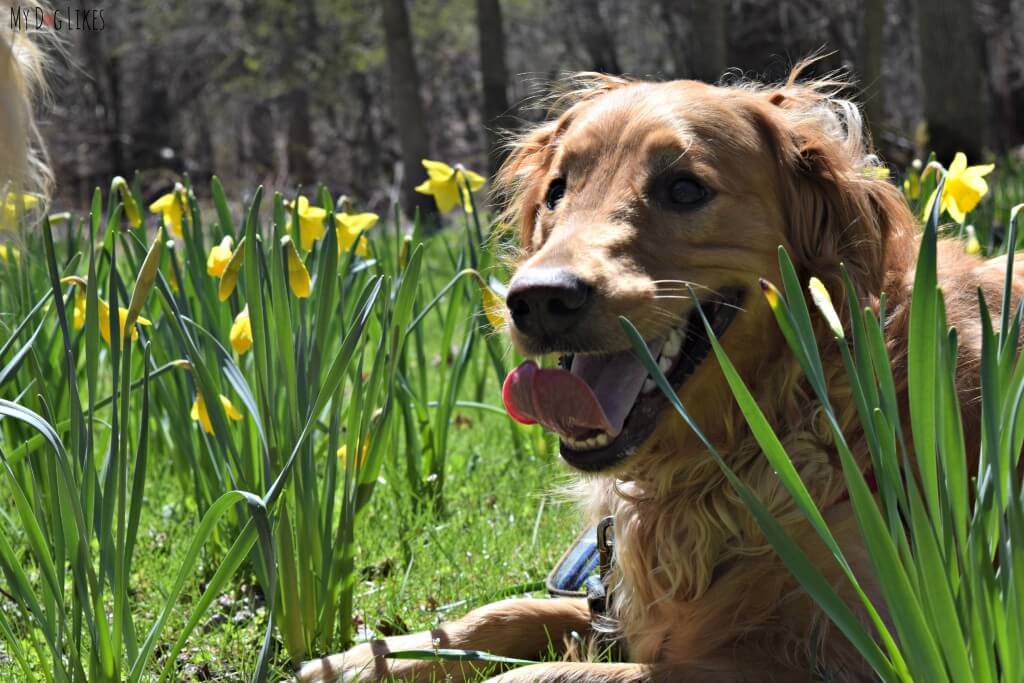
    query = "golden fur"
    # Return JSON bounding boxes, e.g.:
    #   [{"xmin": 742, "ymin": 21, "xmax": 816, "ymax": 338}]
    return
[
  {"xmin": 0, "ymin": 6, "xmax": 51, "ymax": 202},
  {"xmin": 301, "ymin": 65, "xmax": 1021, "ymax": 682}
]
